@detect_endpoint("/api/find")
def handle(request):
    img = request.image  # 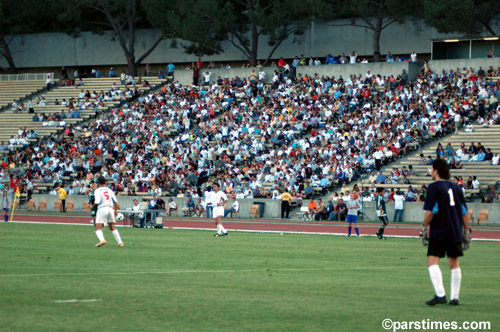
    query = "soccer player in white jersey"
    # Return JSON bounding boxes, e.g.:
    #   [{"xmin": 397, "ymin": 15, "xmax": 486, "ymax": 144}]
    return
[
  {"xmin": 92, "ymin": 176, "xmax": 124, "ymax": 247},
  {"xmin": 212, "ymin": 183, "xmax": 228, "ymax": 236}
]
